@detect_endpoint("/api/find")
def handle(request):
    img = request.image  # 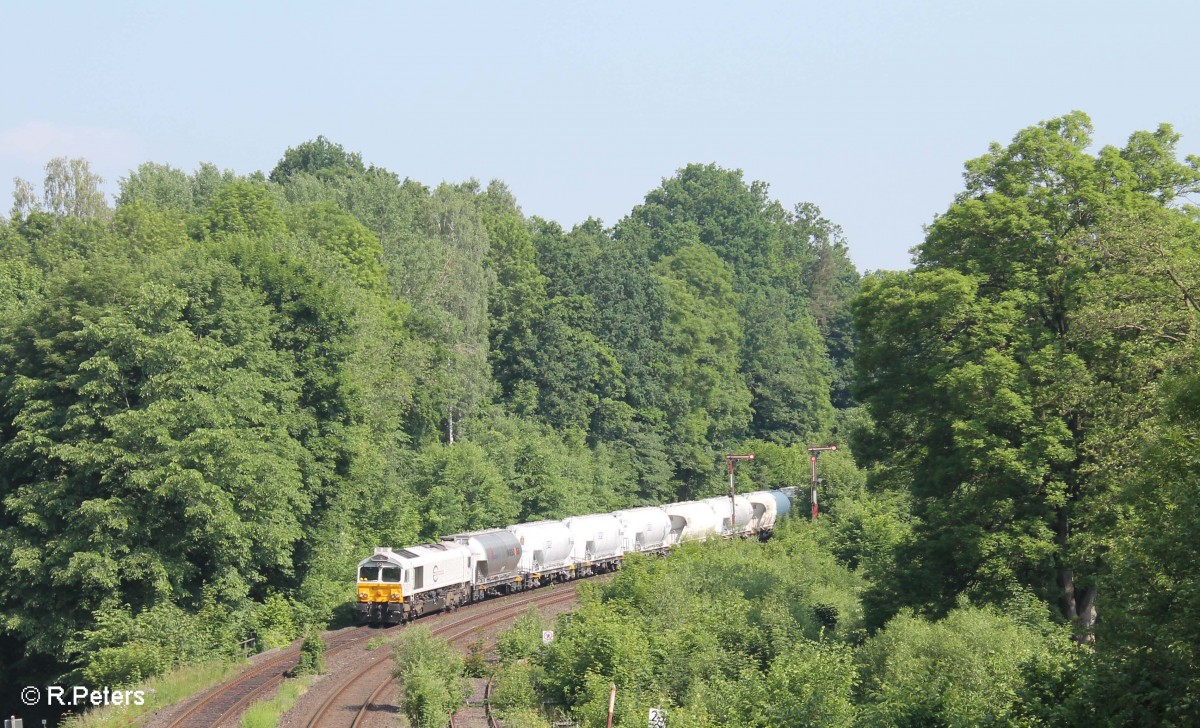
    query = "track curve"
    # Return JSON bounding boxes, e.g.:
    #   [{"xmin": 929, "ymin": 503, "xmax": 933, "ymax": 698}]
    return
[{"xmin": 303, "ymin": 585, "xmax": 579, "ymax": 728}]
